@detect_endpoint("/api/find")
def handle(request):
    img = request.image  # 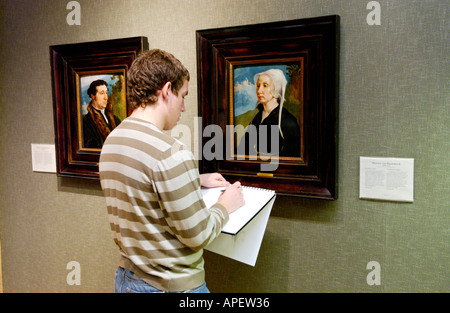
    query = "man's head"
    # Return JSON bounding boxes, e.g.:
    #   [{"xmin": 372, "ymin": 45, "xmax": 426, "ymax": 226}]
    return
[
  {"xmin": 127, "ymin": 49, "xmax": 190, "ymax": 111},
  {"xmin": 87, "ymin": 80, "xmax": 108, "ymax": 110}
]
